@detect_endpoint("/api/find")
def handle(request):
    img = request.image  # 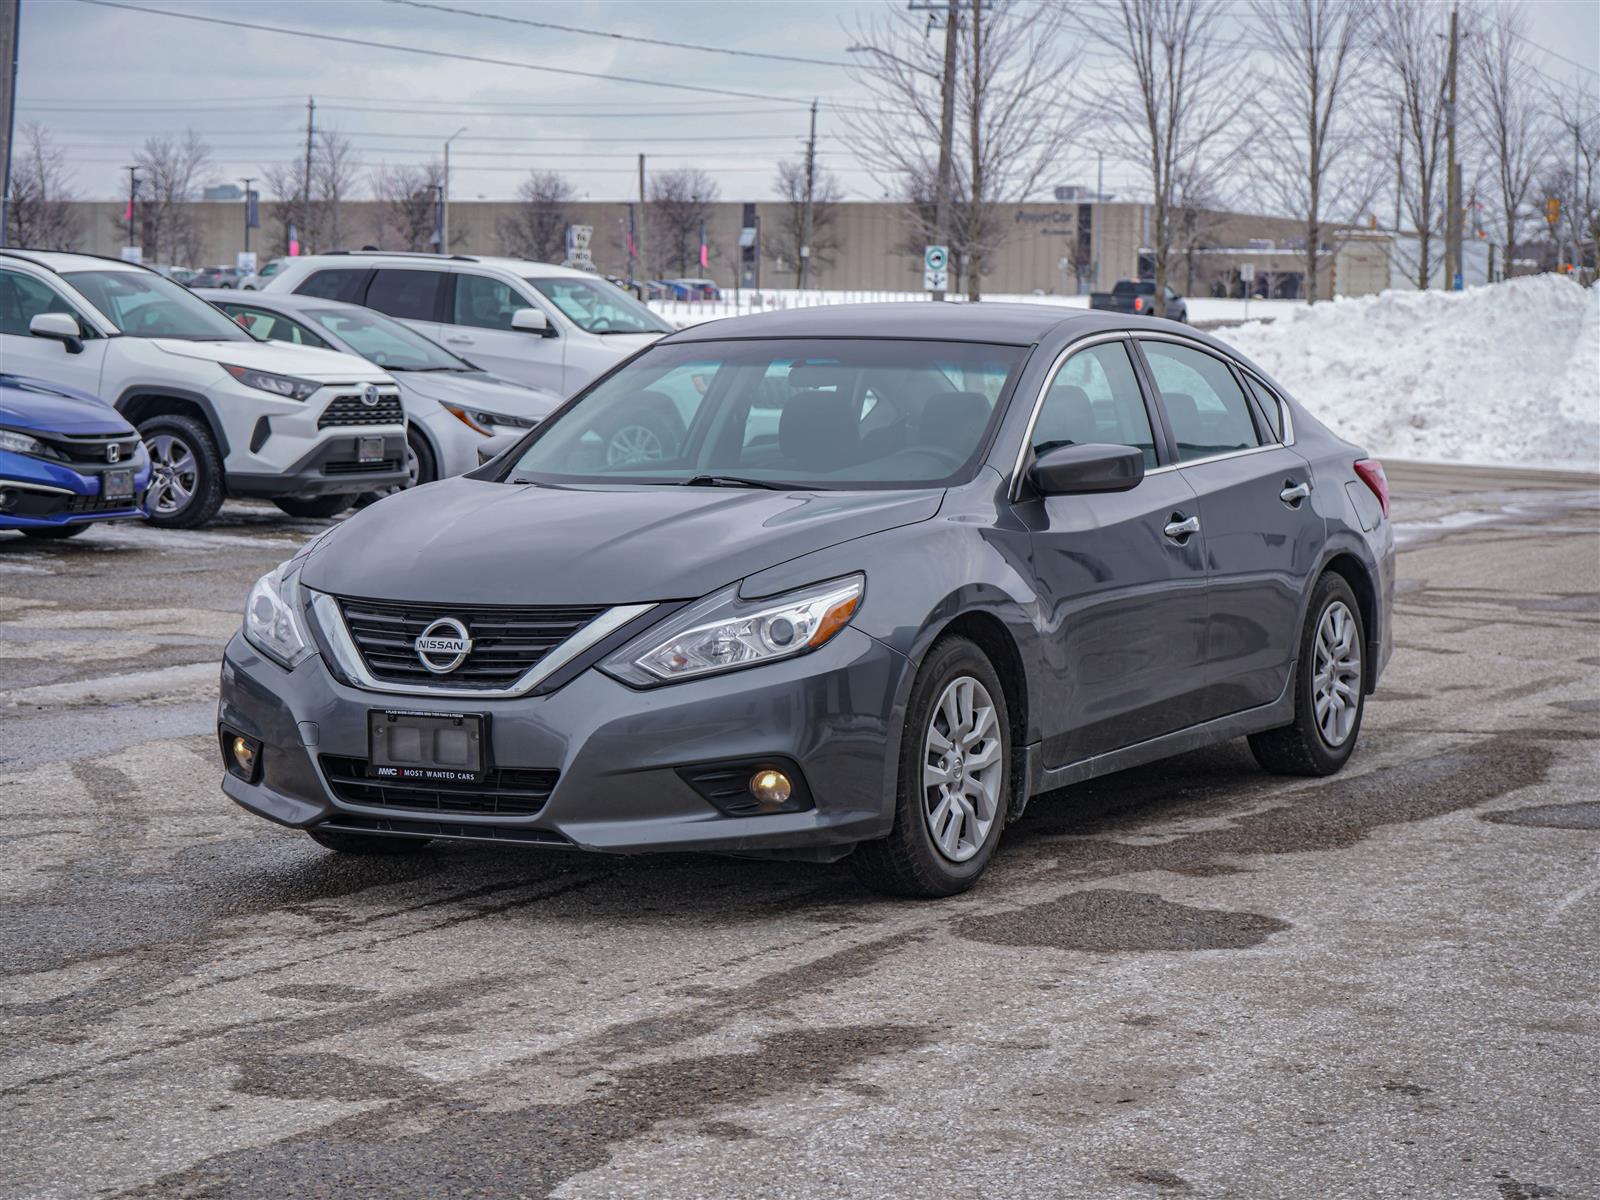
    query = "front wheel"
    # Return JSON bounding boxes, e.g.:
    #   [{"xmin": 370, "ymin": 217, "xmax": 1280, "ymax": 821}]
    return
[
  {"xmin": 273, "ymin": 495, "xmax": 353, "ymax": 520},
  {"xmin": 1248, "ymin": 573, "xmax": 1366, "ymax": 776},
  {"xmin": 851, "ymin": 636, "xmax": 1012, "ymax": 897},
  {"xmin": 140, "ymin": 414, "xmax": 225, "ymax": 529}
]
